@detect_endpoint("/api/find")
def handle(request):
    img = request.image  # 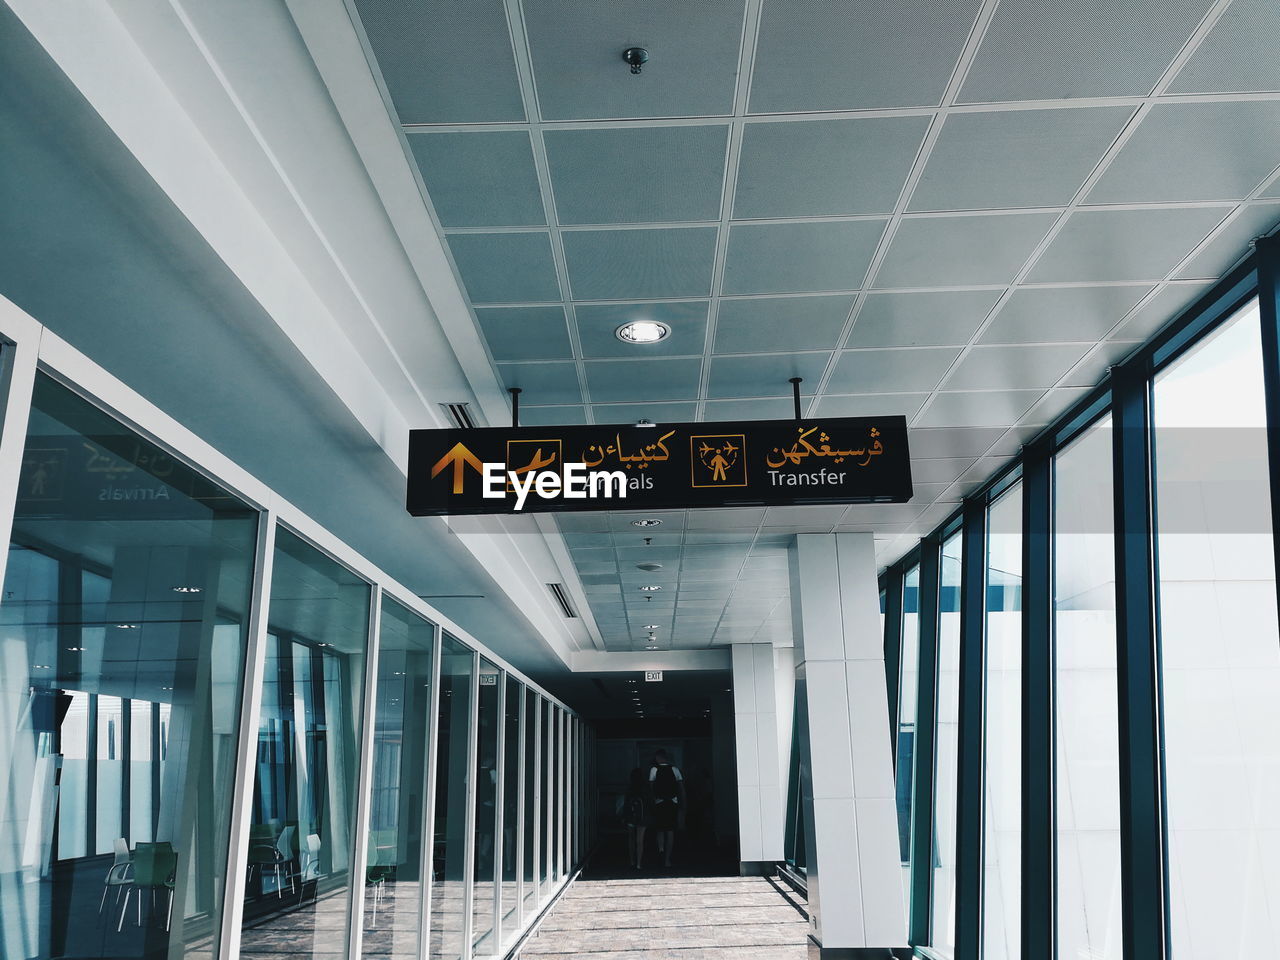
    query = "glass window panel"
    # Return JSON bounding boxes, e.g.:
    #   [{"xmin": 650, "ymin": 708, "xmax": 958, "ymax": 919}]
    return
[
  {"xmin": 0, "ymin": 373, "xmax": 257, "ymax": 959},
  {"xmin": 430, "ymin": 635, "xmax": 473, "ymax": 960},
  {"xmin": 361, "ymin": 597, "xmax": 434, "ymax": 959},
  {"xmin": 539, "ymin": 700, "xmax": 550, "ymax": 896},
  {"xmin": 897, "ymin": 565, "xmax": 920, "ymax": 902},
  {"xmin": 983, "ymin": 485, "xmax": 1022, "ymax": 960},
  {"xmin": 240, "ymin": 528, "xmax": 369, "ymax": 959},
  {"xmin": 931, "ymin": 532, "xmax": 963, "ymax": 956},
  {"xmin": 500, "ymin": 679, "xmax": 522, "ymax": 942},
  {"xmin": 1152, "ymin": 301, "xmax": 1278, "ymax": 960},
  {"xmin": 1054, "ymin": 417, "xmax": 1122, "ymax": 960},
  {"xmin": 522, "ymin": 690, "xmax": 538, "ymax": 913},
  {"xmin": 472, "ymin": 659, "xmax": 501, "ymax": 955}
]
